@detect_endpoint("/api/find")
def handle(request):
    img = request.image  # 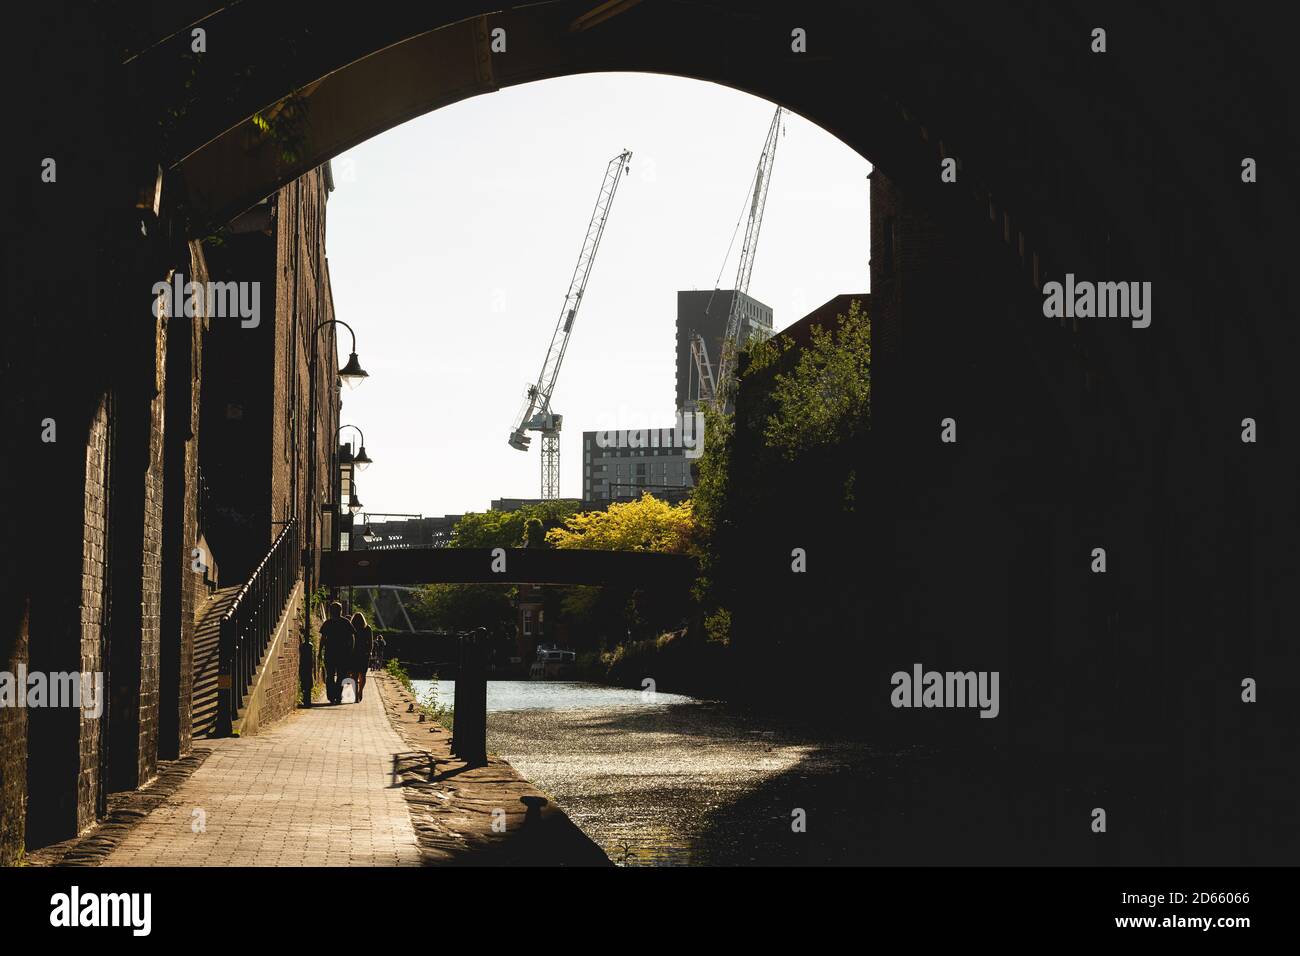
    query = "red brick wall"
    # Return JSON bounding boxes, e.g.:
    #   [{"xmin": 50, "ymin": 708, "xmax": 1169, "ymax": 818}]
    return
[
  {"xmin": 77, "ymin": 394, "xmax": 110, "ymax": 827},
  {"xmin": 0, "ymin": 604, "xmax": 29, "ymax": 863},
  {"xmin": 180, "ymin": 239, "xmax": 210, "ymax": 754},
  {"xmin": 271, "ymin": 168, "xmax": 338, "ymax": 568},
  {"xmin": 269, "ymin": 167, "xmax": 335, "ymax": 723},
  {"xmin": 136, "ymin": 311, "xmax": 167, "ymax": 787},
  {"xmin": 103, "ymin": 276, "xmax": 170, "ymax": 796},
  {"xmin": 160, "ymin": 240, "xmax": 209, "ymax": 760},
  {"xmin": 226, "ymin": 165, "xmax": 335, "ymax": 735},
  {"xmin": 7, "ymin": 166, "xmax": 338, "ymax": 858},
  {"xmin": 21, "ymin": 384, "xmax": 114, "ymax": 850},
  {"xmin": 263, "ymin": 588, "xmax": 305, "ymax": 727},
  {"xmin": 177, "ymin": 241, "xmax": 207, "ymax": 755}
]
